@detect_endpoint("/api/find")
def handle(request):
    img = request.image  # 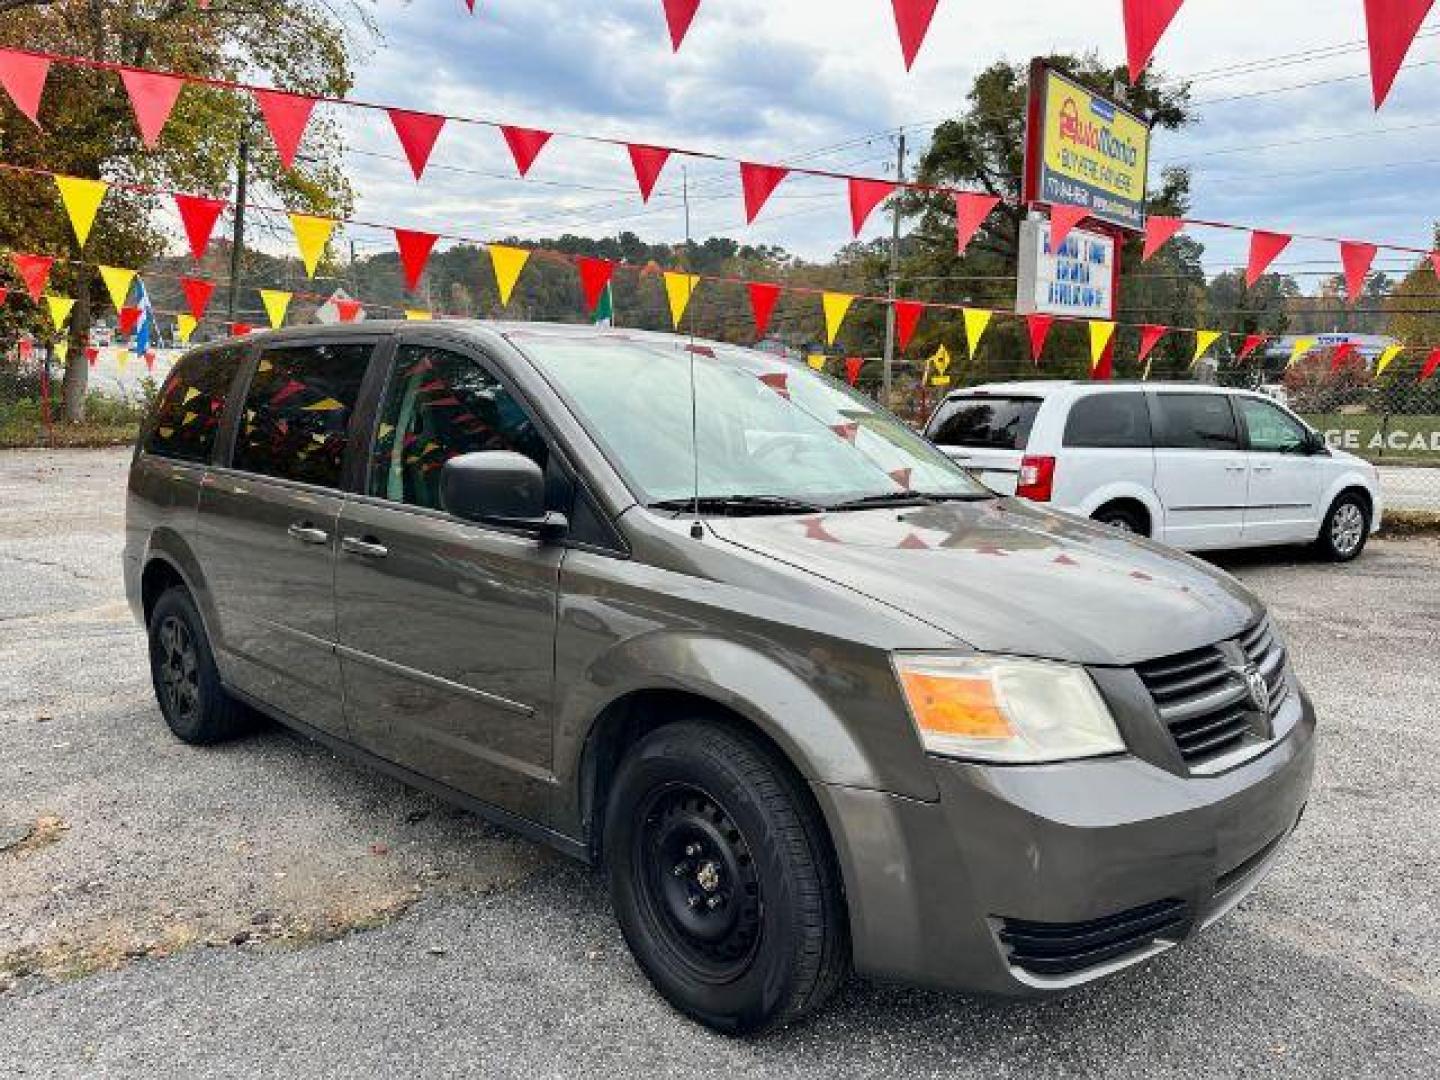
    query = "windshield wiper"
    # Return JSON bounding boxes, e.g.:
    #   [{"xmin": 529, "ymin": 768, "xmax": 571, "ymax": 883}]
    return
[
  {"xmin": 648, "ymin": 495, "xmax": 826, "ymax": 517},
  {"xmin": 827, "ymin": 491, "xmax": 998, "ymax": 512}
]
